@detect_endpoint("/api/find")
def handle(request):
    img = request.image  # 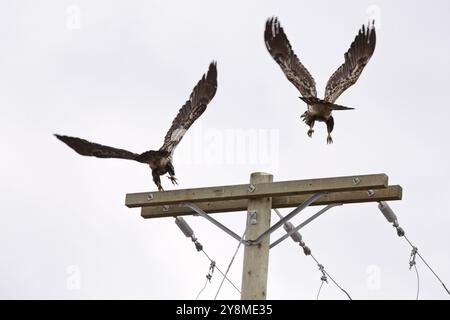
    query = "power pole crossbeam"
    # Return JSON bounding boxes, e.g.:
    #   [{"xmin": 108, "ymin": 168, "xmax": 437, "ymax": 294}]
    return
[
  {"xmin": 126, "ymin": 174, "xmax": 388, "ymax": 208},
  {"xmin": 139, "ymin": 185, "xmax": 402, "ymax": 218}
]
